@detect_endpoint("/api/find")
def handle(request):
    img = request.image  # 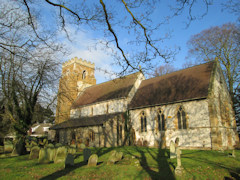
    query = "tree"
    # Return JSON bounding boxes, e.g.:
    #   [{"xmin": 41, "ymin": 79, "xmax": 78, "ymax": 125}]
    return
[
  {"xmin": 13, "ymin": 0, "xmax": 215, "ymax": 76},
  {"xmin": 150, "ymin": 64, "xmax": 176, "ymax": 77},
  {"xmin": 0, "ymin": 1, "xmax": 64, "ymax": 140},
  {"xmin": 187, "ymin": 23, "xmax": 240, "ymax": 100}
]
